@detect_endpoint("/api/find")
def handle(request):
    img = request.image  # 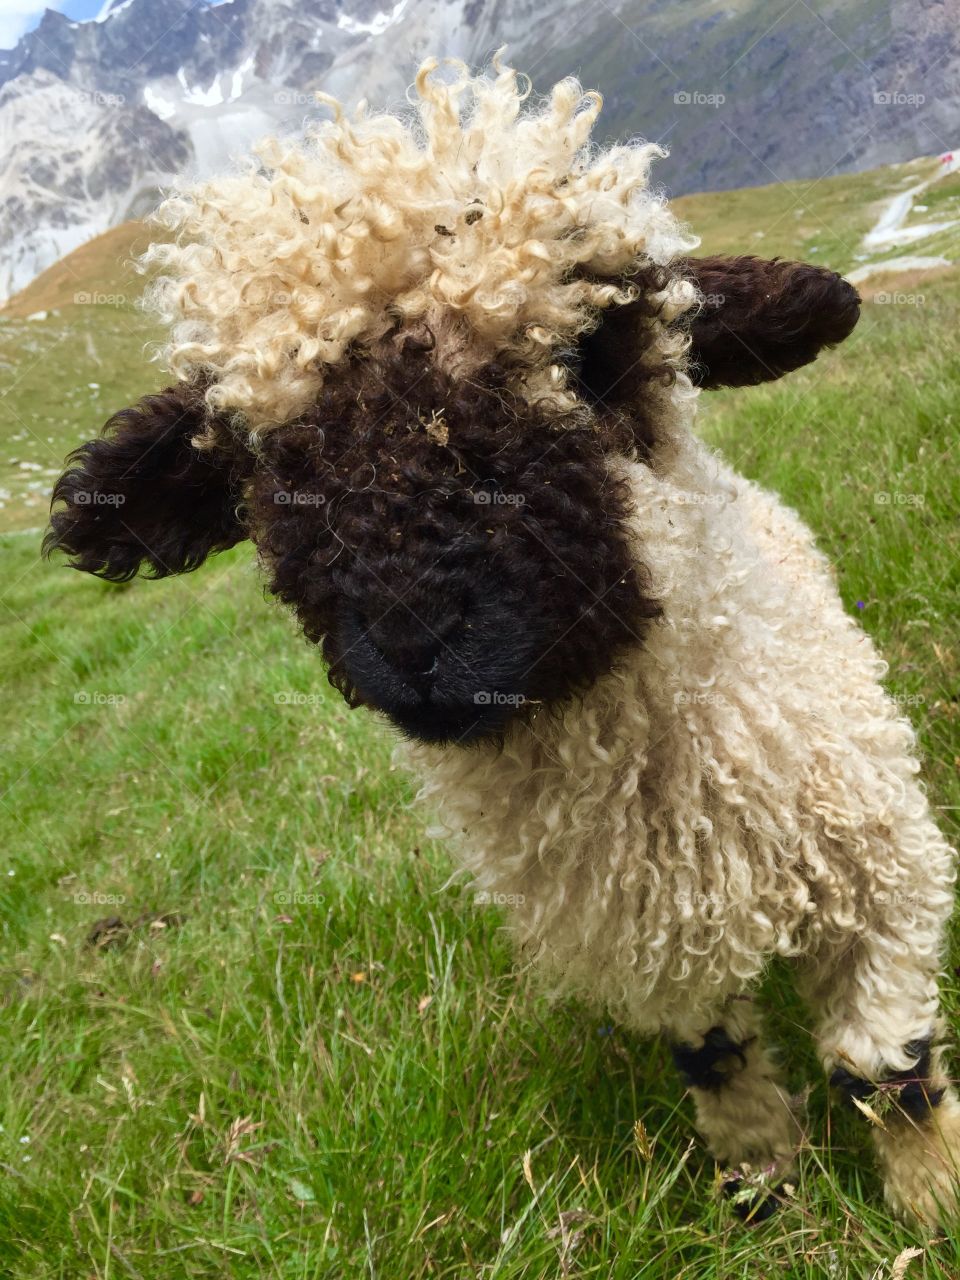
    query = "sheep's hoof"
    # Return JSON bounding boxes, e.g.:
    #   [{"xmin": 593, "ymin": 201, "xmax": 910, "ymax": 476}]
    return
[{"xmin": 721, "ymin": 1174, "xmax": 785, "ymax": 1224}]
